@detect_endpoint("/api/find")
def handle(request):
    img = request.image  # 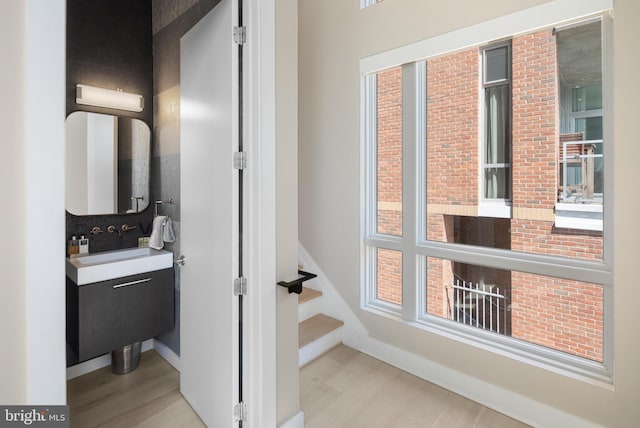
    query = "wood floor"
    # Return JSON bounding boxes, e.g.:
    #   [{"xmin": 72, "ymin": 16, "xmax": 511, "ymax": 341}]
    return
[
  {"xmin": 68, "ymin": 347, "xmax": 528, "ymax": 427},
  {"xmin": 67, "ymin": 351, "xmax": 204, "ymax": 428},
  {"xmin": 301, "ymin": 345, "xmax": 528, "ymax": 428}
]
